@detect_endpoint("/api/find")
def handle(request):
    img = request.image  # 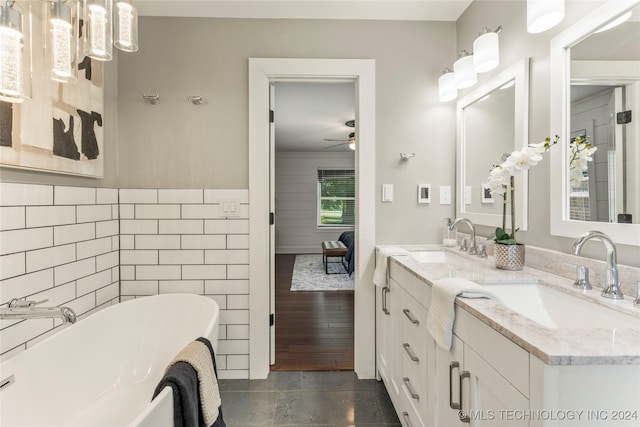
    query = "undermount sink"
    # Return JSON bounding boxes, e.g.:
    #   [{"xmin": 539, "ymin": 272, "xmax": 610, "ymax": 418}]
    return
[
  {"xmin": 475, "ymin": 281, "xmax": 640, "ymax": 330},
  {"xmin": 409, "ymin": 251, "xmax": 447, "ymax": 263}
]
